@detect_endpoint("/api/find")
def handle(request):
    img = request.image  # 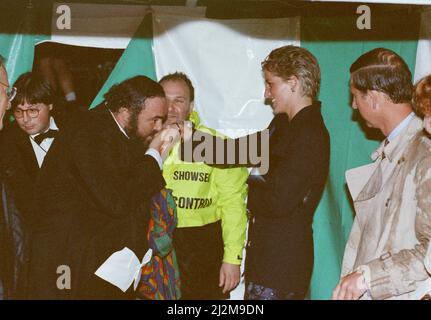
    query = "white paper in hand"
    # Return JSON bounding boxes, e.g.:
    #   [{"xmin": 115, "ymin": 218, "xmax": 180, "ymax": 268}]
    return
[{"xmin": 95, "ymin": 247, "xmax": 152, "ymax": 292}]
